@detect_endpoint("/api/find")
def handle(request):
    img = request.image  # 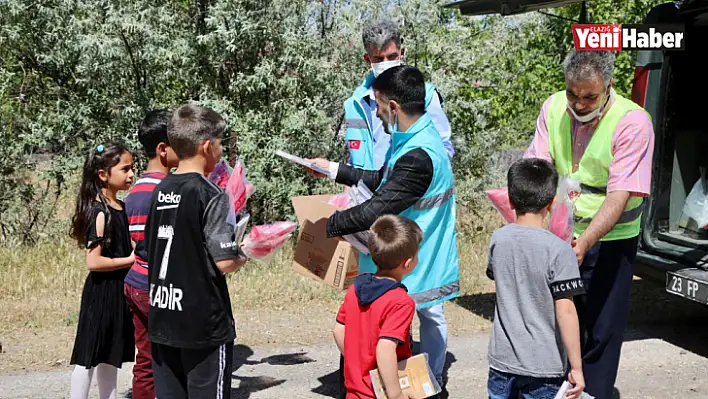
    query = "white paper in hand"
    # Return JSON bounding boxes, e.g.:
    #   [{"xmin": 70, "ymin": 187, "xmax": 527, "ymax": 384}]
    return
[
  {"xmin": 347, "ymin": 180, "xmax": 373, "ymax": 205},
  {"xmin": 275, "ymin": 150, "xmax": 330, "ymax": 175},
  {"xmin": 234, "ymin": 214, "xmax": 250, "ymax": 247},
  {"xmin": 553, "ymin": 381, "xmax": 594, "ymax": 399}
]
